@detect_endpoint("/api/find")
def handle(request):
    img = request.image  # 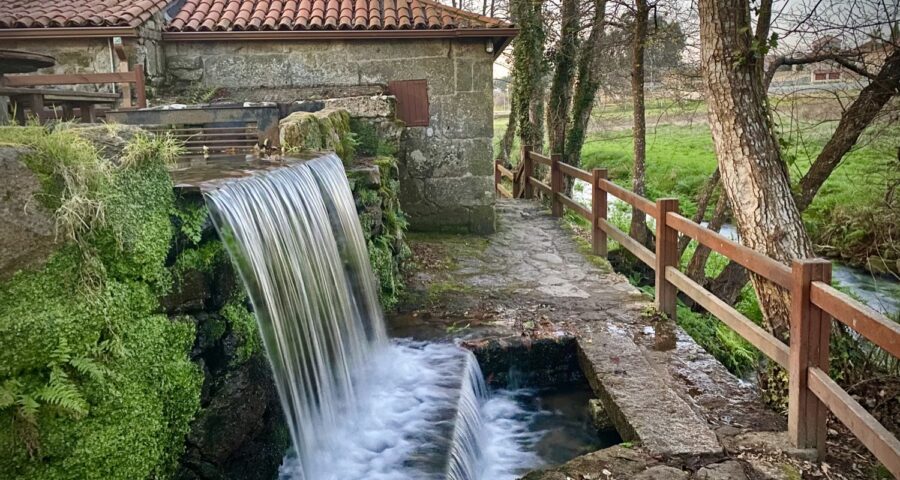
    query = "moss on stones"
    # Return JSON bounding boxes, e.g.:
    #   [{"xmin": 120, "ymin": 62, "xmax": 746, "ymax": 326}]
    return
[
  {"xmin": 0, "ymin": 126, "xmax": 202, "ymax": 480},
  {"xmin": 279, "ymin": 109, "xmax": 355, "ymax": 162}
]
